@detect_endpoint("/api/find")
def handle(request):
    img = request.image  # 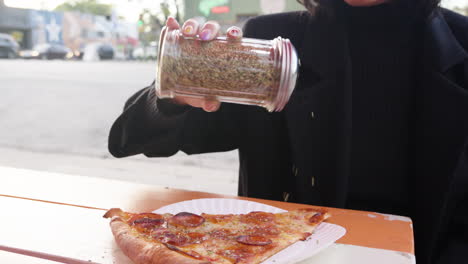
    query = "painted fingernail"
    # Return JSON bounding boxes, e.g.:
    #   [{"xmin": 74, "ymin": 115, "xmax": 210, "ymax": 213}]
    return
[
  {"xmin": 200, "ymin": 29, "xmax": 212, "ymax": 41},
  {"xmin": 229, "ymin": 28, "xmax": 240, "ymax": 37},
  {"xmin": 183, "ymin": 25, "xmax": 194, "ymax": 35}
]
